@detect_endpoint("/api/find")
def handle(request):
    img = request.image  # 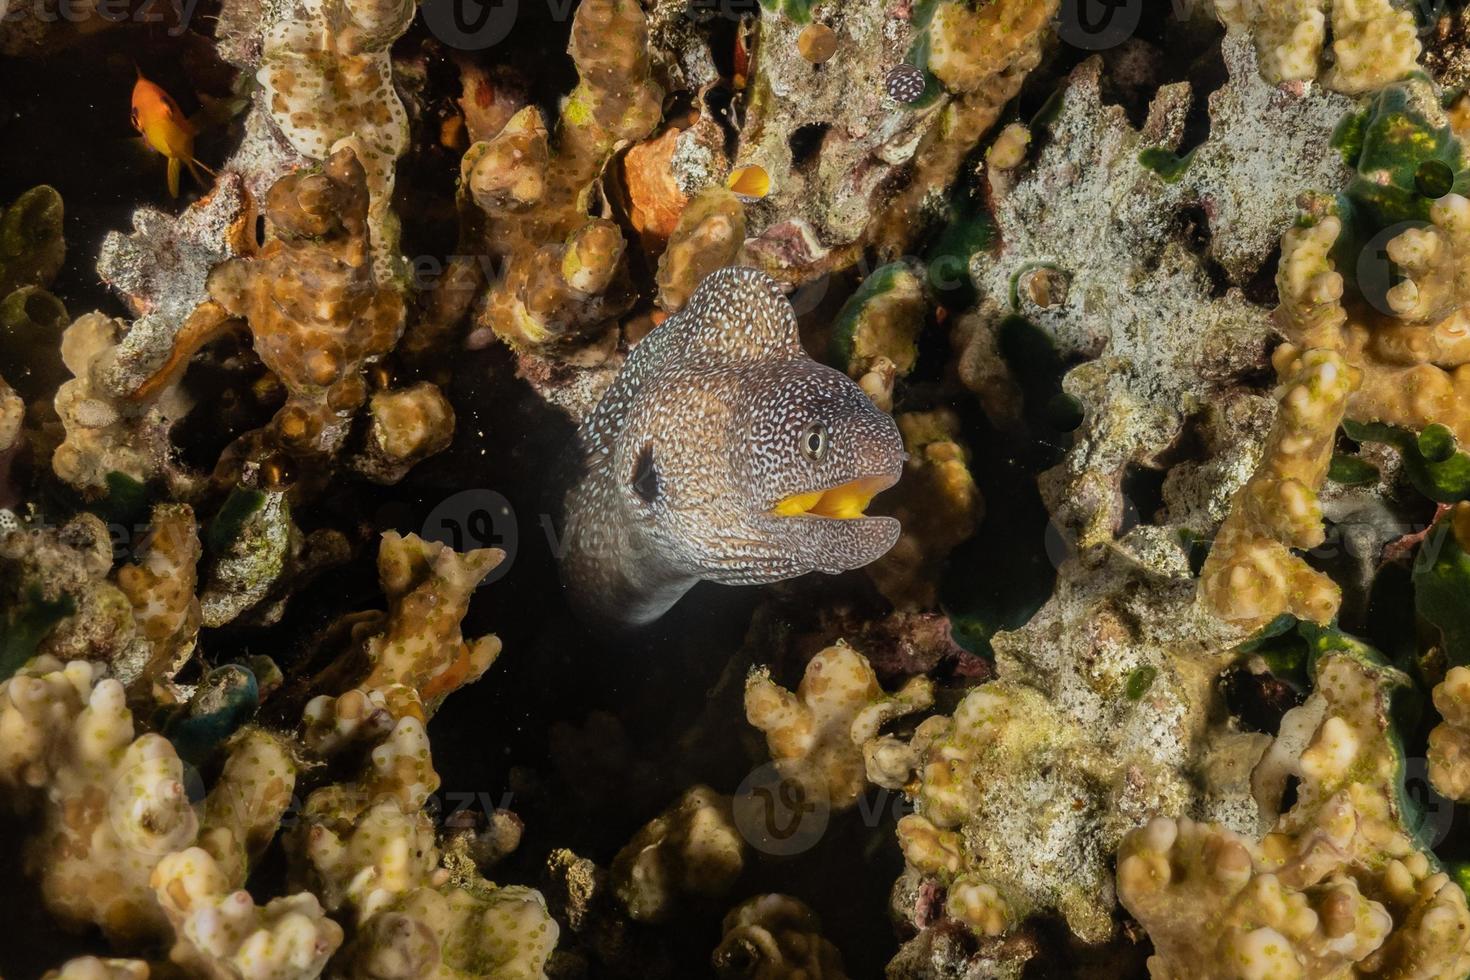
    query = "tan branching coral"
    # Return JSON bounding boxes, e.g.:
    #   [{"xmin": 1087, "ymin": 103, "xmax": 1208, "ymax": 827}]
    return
[
  {"xmin": 0, "ymin": 655, "xmax": 298, "ymax": 944},
  {"xmin": 208, "ymin": 147, "xmax": 406, "ymax": 460},
  {"xmin": 152, "ymin": 846, "xmax": 343, "ymax": 979},
  {"xmin": 864, "ymin": 411, "xmax": 983, "ymax": 611},
  {"xmin": 294, "ymin": 712, "xmax": 558, "ymax": 978},
  {"xmin": 1279, "ymin": 202, "xmax": 1470, "ymax": 444},
  {"xmin": 734, "ymin": 0, "xmax": 1054, "ymax": 281},
  {"xmin": 114, "ymin": 504, "xmax": 201, "ymax": 695},
  {"xmin": 43, "ymin": 958, "xmax": 151, "ymax": 980},
  {"xmin": 1199, "ymin": 345, "xmax": 1353, "ymax": 629},
  {"xmin": 257, "ymin": 0, "xmax": 415, "ymax": 261},
  {"xmin": 711, "ymin": 895, "xmax": 847, "ymax": 979},
  {"xmin": 655, "ymin": 187, "xmax": 746, "ymax": 313},
  {"xmin": 351, "ymin": 382, "xmax": 456, "ymax": 485},
  {"xmin": 1120, "ymin": 650, "xmax": 1470, "ymax": 978},
  {"xmin": 610, "ymin": 785, "xmax": 744, "ymax": 923},
  {"xmin": 281, "ymin": 531, "xmax": 554, "ymax": 976},
  {"xmin": 1429, "ymin": 665, "xmax": 1470, "ymax": 801},
  {"xmin": 1216, "ymin": 0, "xmax": 1421, "ymax": 93},
  {"xmin": 870, "ymin": 0, "xmax": 1055, "ymax": 260},
  {"xmin": 53, "ymin": 312, "xmax": 190, "ymax": 492},
  {"xmin": 745, "ymin": 642, "xmax": 933, "ymax": 809},
  {"xmin": 360, "ymin": 531, "xmax": 502, "ymax": 705},
  {"xmin": 304, "ymin": 532, "xmax": 503, "ymax": 745},
  {"xmin": 464, "ymin": 0, "xmax": 662, "ymax": 349}
]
